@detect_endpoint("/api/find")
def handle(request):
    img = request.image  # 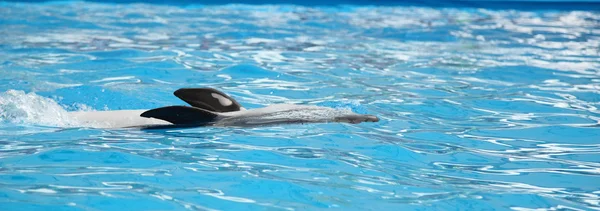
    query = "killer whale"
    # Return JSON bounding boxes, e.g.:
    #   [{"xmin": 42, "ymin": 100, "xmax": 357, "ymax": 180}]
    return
[{"xmin": 70, "ymin": 88, "xmax": 379, "ymax": 129}]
